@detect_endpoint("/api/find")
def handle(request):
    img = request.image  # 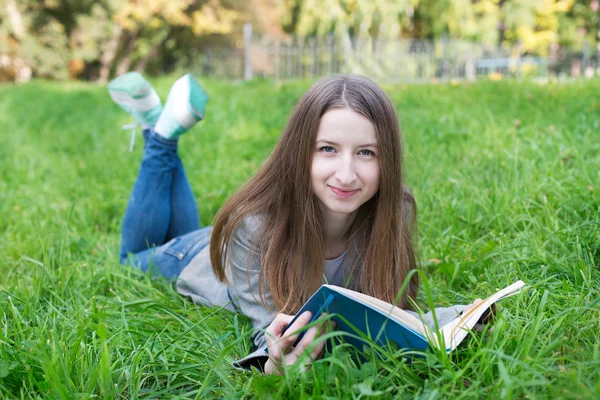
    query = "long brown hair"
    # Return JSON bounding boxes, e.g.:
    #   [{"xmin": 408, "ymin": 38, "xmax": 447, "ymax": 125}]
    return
[{"xmin": 210, "ymin": 74, "xmax": 418, "ymax": 314}]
